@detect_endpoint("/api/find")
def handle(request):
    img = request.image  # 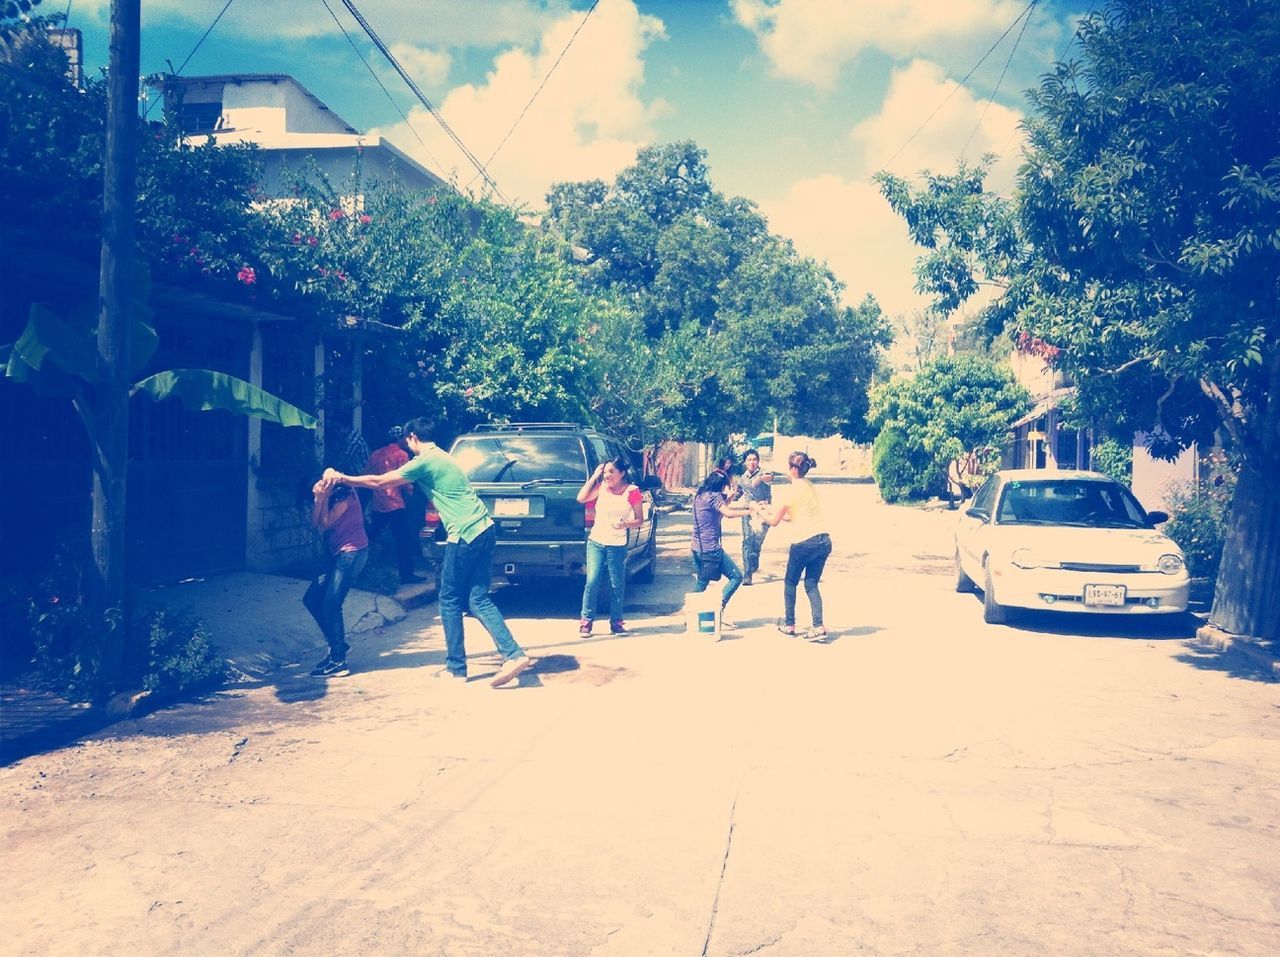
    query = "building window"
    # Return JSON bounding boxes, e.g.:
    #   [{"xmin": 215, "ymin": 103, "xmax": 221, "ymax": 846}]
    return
[{"xmin": 180, "ymin": 101, "xmax": 223, "ymax": 134}]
